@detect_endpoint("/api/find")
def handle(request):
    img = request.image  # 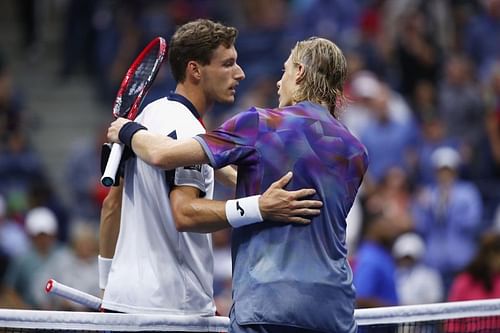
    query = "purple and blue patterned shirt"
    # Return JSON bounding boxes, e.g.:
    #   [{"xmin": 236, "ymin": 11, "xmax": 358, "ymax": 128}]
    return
[{"xmin": 195, "ymin": 101, "xmax": 368, "ymax": 332}]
